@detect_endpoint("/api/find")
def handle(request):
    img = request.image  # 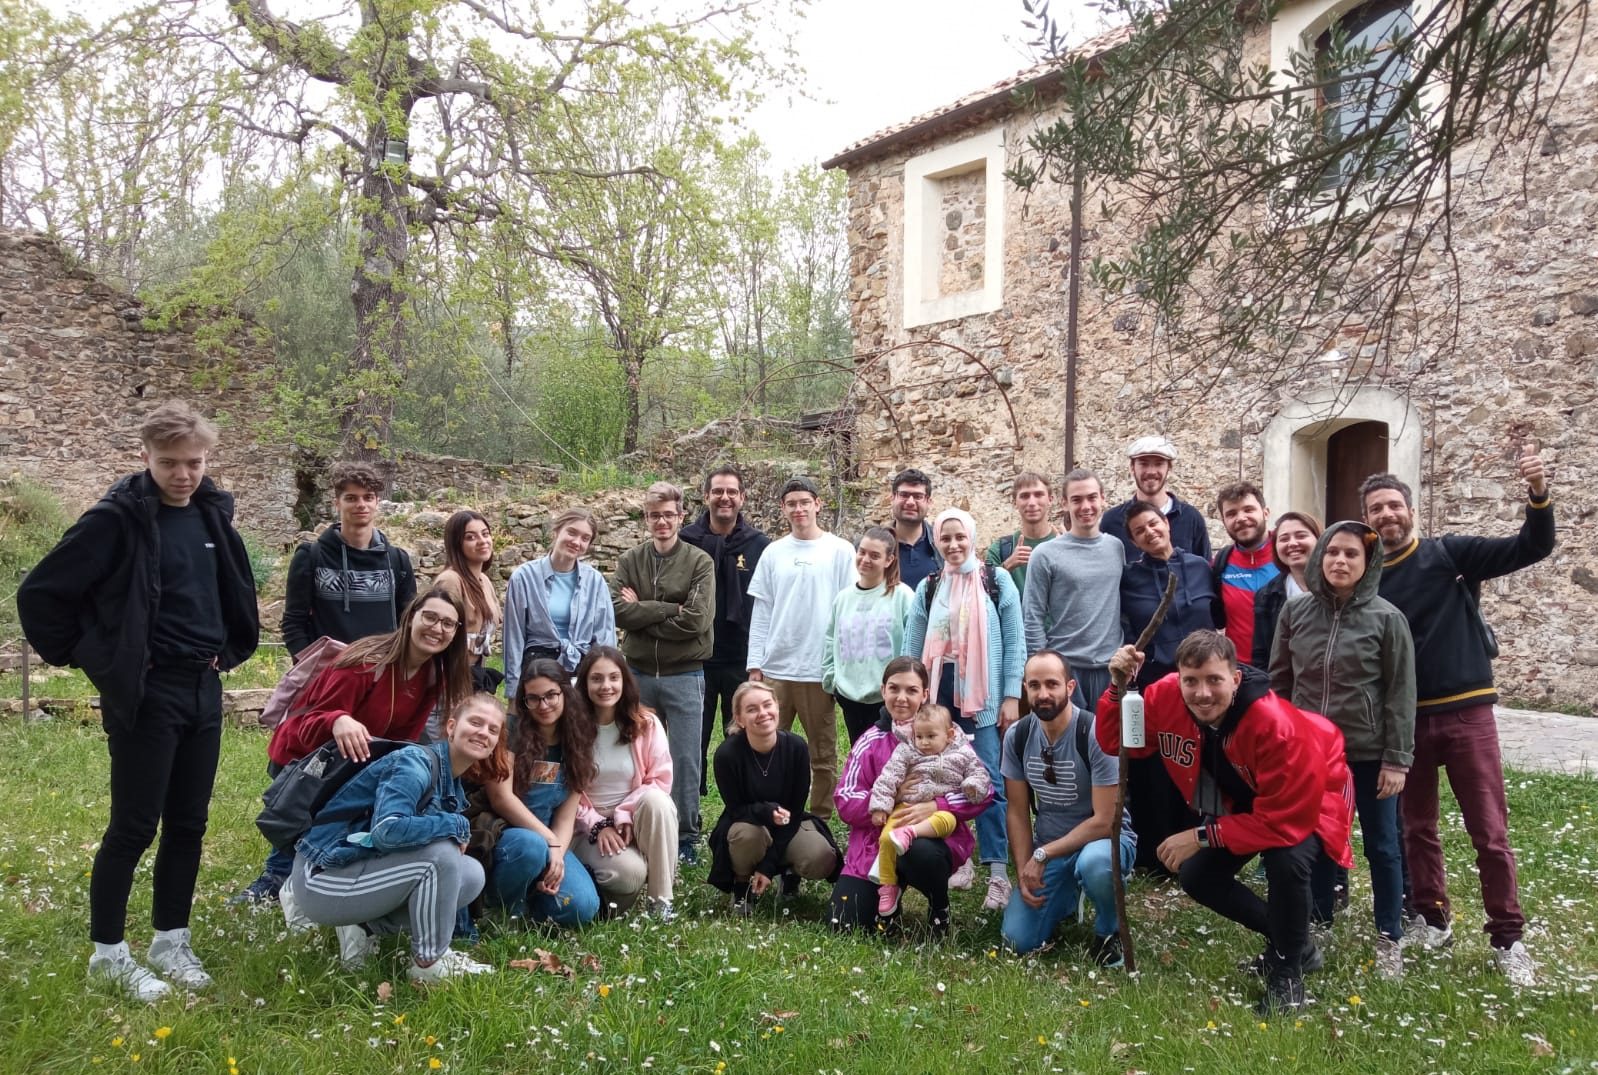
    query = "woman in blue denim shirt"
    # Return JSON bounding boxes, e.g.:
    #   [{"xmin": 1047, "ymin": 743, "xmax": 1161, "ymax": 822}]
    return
[
  {"xmin": 480, "ymin": 657, "xmax": 602, "ymax": 926},
  {"xmin": 292, "ymin": 695, "xmax": 509, "ymax": 982}
]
